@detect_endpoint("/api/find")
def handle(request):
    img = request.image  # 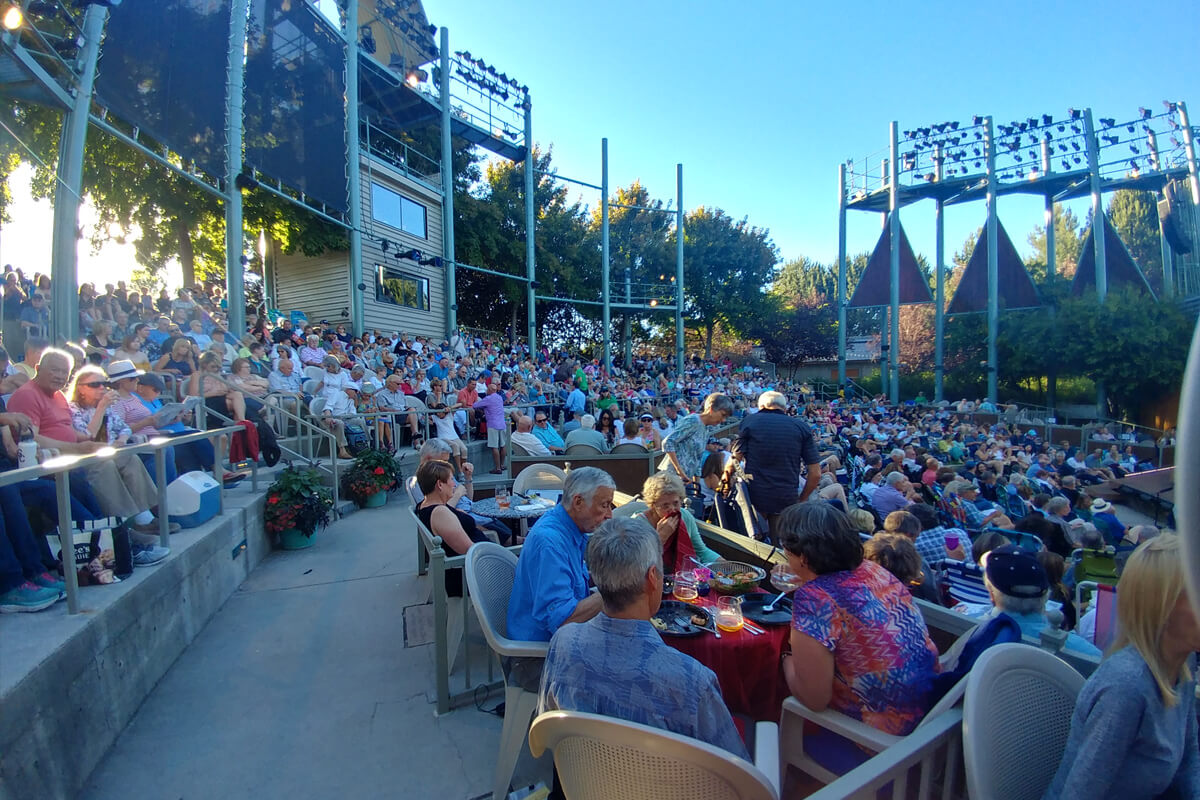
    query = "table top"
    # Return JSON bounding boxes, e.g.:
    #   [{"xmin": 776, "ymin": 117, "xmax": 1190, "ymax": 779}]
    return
[{"xmin": 471, "ymin": 496, "xmax": 555, "ymax": 520}]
